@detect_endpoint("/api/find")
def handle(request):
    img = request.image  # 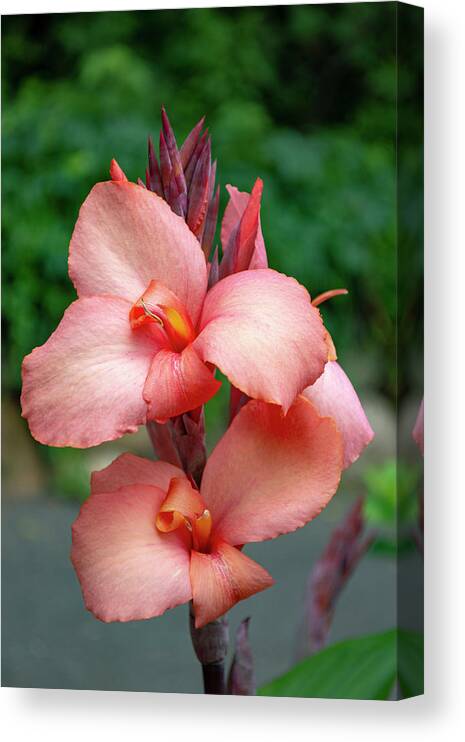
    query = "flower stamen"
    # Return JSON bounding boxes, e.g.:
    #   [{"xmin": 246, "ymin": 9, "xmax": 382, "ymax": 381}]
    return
[
  {"xmin": 141, "ymin": 298, "xmax": 164, "ymax": 326},
  {"xmin": 192, "ymin": 509, "xmax": 213, "ymax": 553},
  {"xmin": 155, "ymin": 478, "xmax": 212, "ymax": 552}
]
